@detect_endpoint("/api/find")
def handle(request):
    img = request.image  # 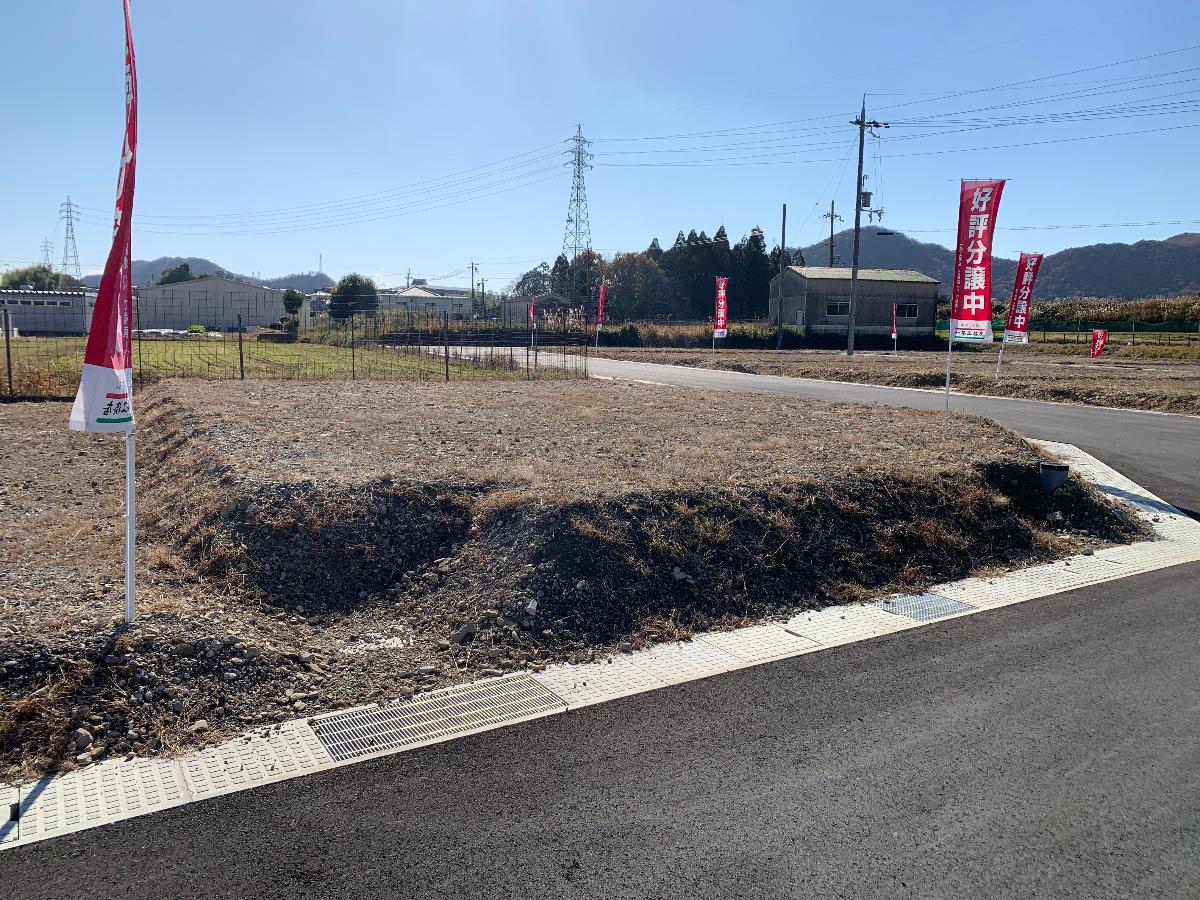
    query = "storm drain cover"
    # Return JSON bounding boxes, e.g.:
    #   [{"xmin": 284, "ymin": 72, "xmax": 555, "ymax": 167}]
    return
[
  {"xmin": 310, "ymin": 674, "xmax": 564, "ymax": 763},
  {"xmin": 874, "ymin": 592, "xmax": 974, "ymax": 622}
]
